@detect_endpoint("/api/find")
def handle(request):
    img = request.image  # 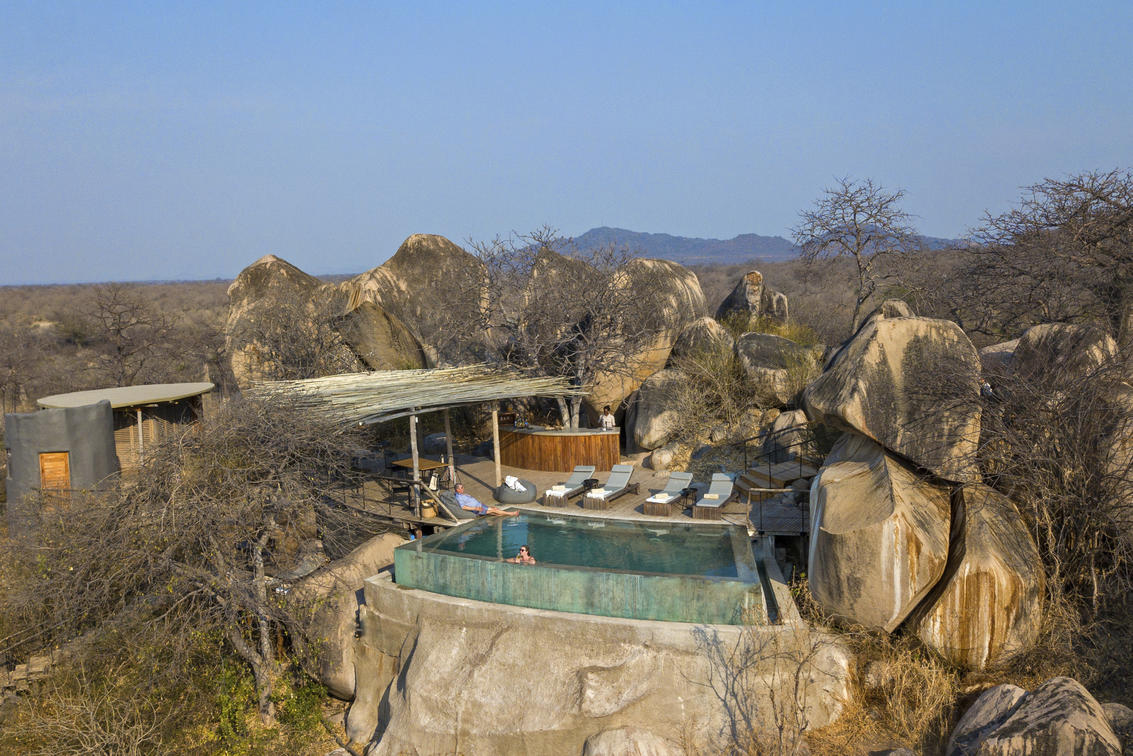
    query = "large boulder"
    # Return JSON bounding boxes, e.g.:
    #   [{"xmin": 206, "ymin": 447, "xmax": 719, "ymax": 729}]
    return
[
  {"xmin": 352, "ymin": 572, "xmax": 853, "ymax": 754},
  {"xmin": 911, "ymin": 484, "xmax": 1044, "ymax": 670},
  {"xmin": 339, "ymin": 234, "xmax": 487, "ymax": 362},
  {"xmin": 715, "ymin": 270, "xmax": 789, "ymax": 323},
  {"xmin": 947, "ymin": 677, "xmax": 1121, "ymax": 755},
  {"xmin": 978, "ymin": 339, "xmax": 1019, "ymax": 375},
  {"xmin": 628, "ymin": 369, "xmax": 685, "ymax": 450},
  {"xmin": 761, "ymin": 409, "xmax": 811, "ymax": 463},
  {"xmin": 290, "ymin": 533, "xmax": 404, "ymax": 700},
  {"xmin": 585, "ymin": 259, "xmax": 706, "ymax": 416},
  {"xmin": 735, "ymin": 333, "xmax": 820, "ymax": 407},
  {"xmin": 863, "ymin": 299, "xmax": 914, "ymax": 324},
  {"xmin": 1012, "ymin": 322, "xmax": 1117, "ymax": 383},
  {"xmin": 225, "ymin": 254, "xmax": 363, "ymax": 386},
  {"xmin": 665, "ymin": 316, "xmax": 734, "ymax": 366},
  {"xmin": 333, "ymin": 301, "xmax": 429, "ymax": 371},
  {"xmin": 803, "ymin": 315, "xmax": 982, "ymax": 483},
  {"xmin": 808, "ymin": 433, "xmax": 952, "ymax": 631}
]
